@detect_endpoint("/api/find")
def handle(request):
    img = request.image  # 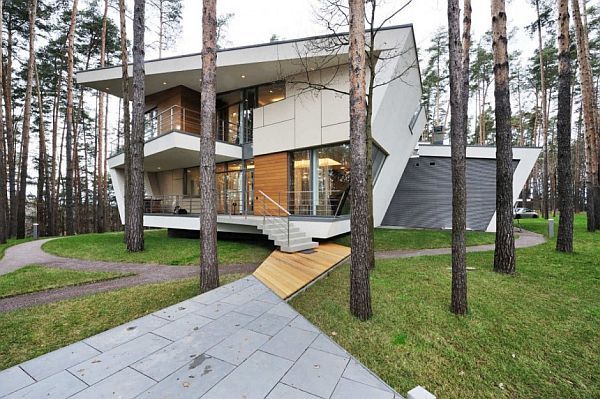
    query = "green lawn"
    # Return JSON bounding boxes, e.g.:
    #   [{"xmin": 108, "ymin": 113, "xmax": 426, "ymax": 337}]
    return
[
  {"xmin": 292, "ymin": 215, "xmax": 599, "ymax": 398},
  {"xmin": 0, "ymin": 265, "xmax": 131, "ymax": 299},
  {"xmin": 43, "ymin": 230, "xmax": 274, "ymax": 266},
  {"xmin": 335, "ymin": 228, "xmax": 496, "ymax": 251},
  {"xmin": 0, "ymin": 238, "xmax": 33, "ymax": 260},
  {"xmin": 0, "ymin": 274, "xmax": 245, "ymax": 369}
]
